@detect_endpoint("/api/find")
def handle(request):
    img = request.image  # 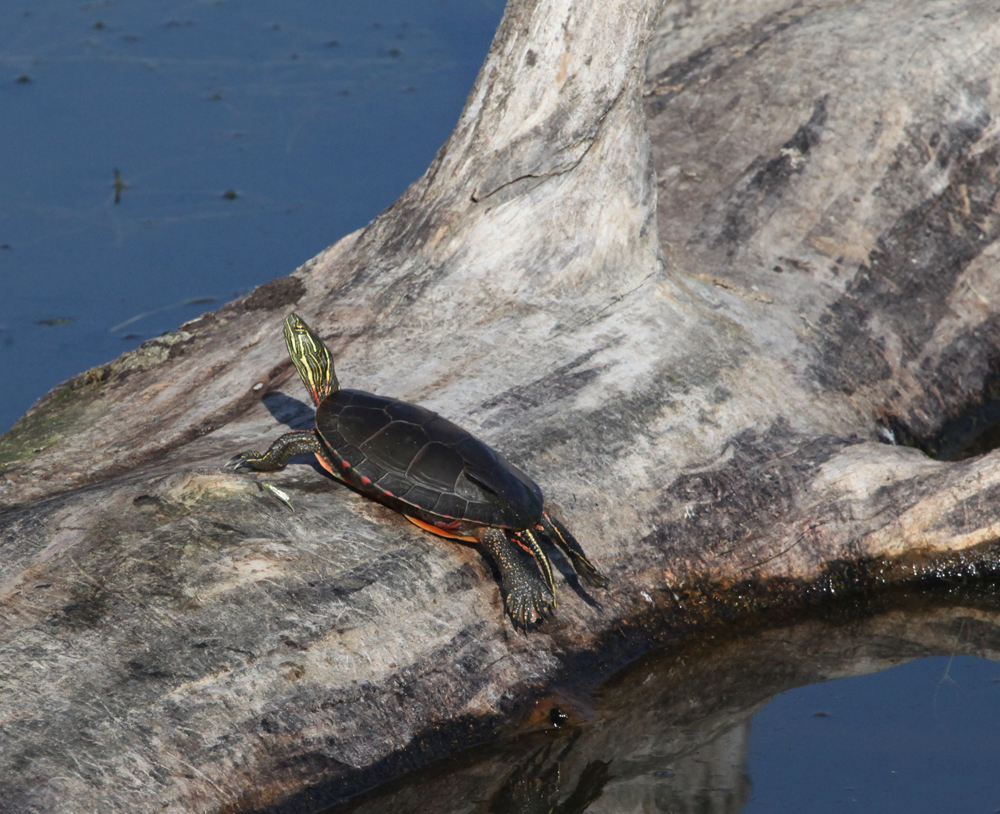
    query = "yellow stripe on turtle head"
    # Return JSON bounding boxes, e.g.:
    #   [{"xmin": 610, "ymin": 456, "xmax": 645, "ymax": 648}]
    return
[{"xmin": 283, "ymin": 313, "xmax": 339, "ymax": 406}]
